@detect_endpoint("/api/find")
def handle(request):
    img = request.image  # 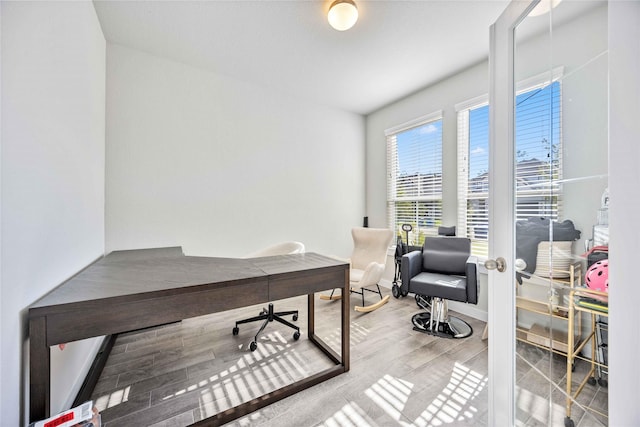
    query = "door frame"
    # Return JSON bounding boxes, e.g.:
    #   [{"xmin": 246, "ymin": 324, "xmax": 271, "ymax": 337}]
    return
[{"xmin": 487, "ymin": 1, "xmax": 538, "ymax": 425}]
